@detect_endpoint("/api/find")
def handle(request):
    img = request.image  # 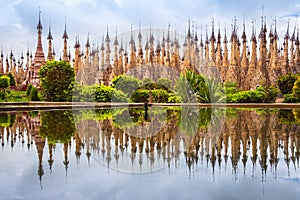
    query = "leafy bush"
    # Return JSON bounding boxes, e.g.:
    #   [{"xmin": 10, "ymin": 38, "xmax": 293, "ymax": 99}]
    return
[
  {"xmin": 292, "ymin": 77, "xmax": 300, "ymax": 98},
  {"xmin": 167, "ymin": 93, "xmax": 182, "ymax": 103},
  {"xmin": 283, "ymin": 93, "xmax": 300, "ymax": 103},
  {"xmin": 7, "ymin": 72, "xmax": 16, "ymax": 86},
  {"xmin": 256, "ymin": 86, "xmax": 278, "ymax": 103},
  {"xmin": 225, "ymin": 81, "xmax": 240, "ymax": 94},
  {"xmin": 112, "ymin": 75, "xmax": 140, "ymax": 96},
  {"xmin": 130, "ymin": 89, "xmax": 149, "ymax": 102},
  {"xmin": 0, "ymin": 76, "xmax": 10, "ymax": 89},
  {"xmin": 152, "ymin": 89, "xmax": 171, "ymax": 103},
  {"xmin": 0, "ymin": 76, "xmax": 10, "ymax": 100},
  {"xmin": 73, "ymin": 84, "xmax": 128, "ymax": 102},
  {"xmin": 277, "ymin": 73, "xmax": 298, "ymax": 94},
  {"xmin": 226, "ymin": 85, "xmax": 278, "ymax": 103},
  {"xmin": 26, "ymin": 84, "xmax": 33, "ymax": 96},
  {"xmin": 29, "ymin": 87, "xmax": 40, "ymax": 101}
]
